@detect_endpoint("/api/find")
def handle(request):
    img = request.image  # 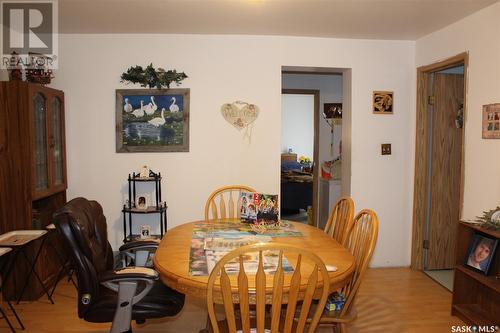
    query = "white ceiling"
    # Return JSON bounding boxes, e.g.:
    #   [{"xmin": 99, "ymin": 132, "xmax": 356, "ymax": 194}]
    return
[{"xmin": 59, "ymin": 0, "xmax": 499, "ymax": 40}]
